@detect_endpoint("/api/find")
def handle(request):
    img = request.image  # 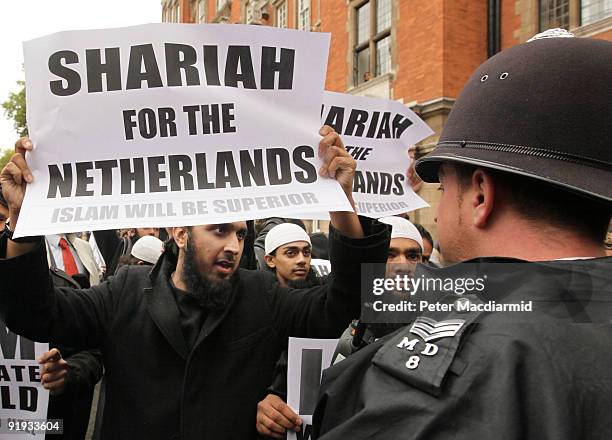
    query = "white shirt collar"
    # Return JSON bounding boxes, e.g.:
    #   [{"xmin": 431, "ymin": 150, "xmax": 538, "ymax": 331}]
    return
[{"xmin": 46, "ymin": 234, "xmax": 65, "ymax": 247}]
